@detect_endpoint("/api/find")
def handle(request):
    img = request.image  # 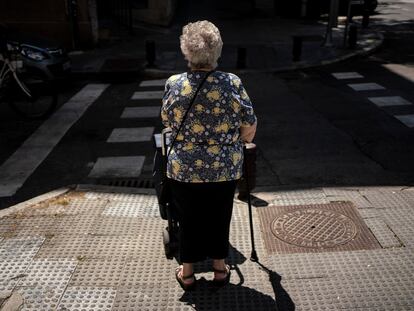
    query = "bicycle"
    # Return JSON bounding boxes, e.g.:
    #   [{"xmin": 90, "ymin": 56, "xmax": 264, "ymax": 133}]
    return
[{"xmin": 0, "ymin": 26, "xmax": 58, "ymax": 119}]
